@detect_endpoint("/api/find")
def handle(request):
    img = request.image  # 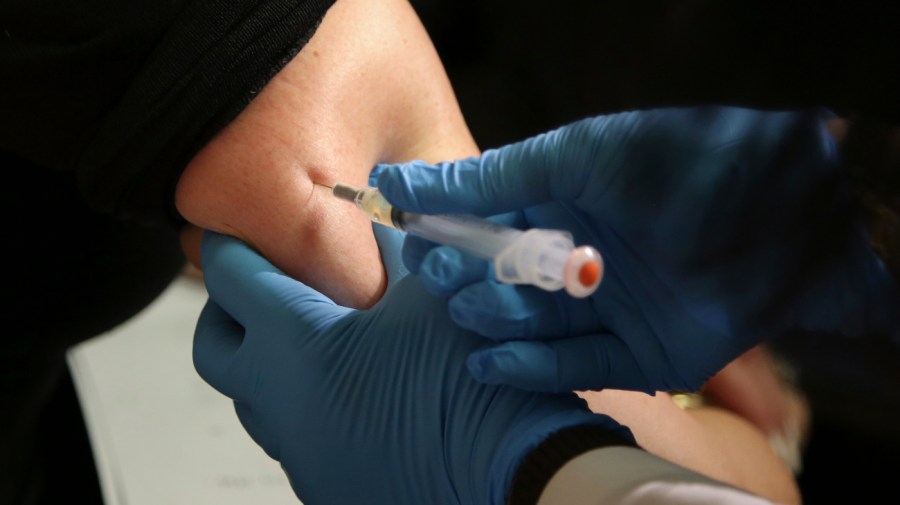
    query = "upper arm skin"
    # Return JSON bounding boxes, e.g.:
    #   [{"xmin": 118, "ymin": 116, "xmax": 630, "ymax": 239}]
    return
[
  {"xmin": 577, "ymin": 388, "xmax": 801, "ymax": 505},
  {"xmin": 175, "ymin": 0, "xmax": 478, "ymax": 308}
]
